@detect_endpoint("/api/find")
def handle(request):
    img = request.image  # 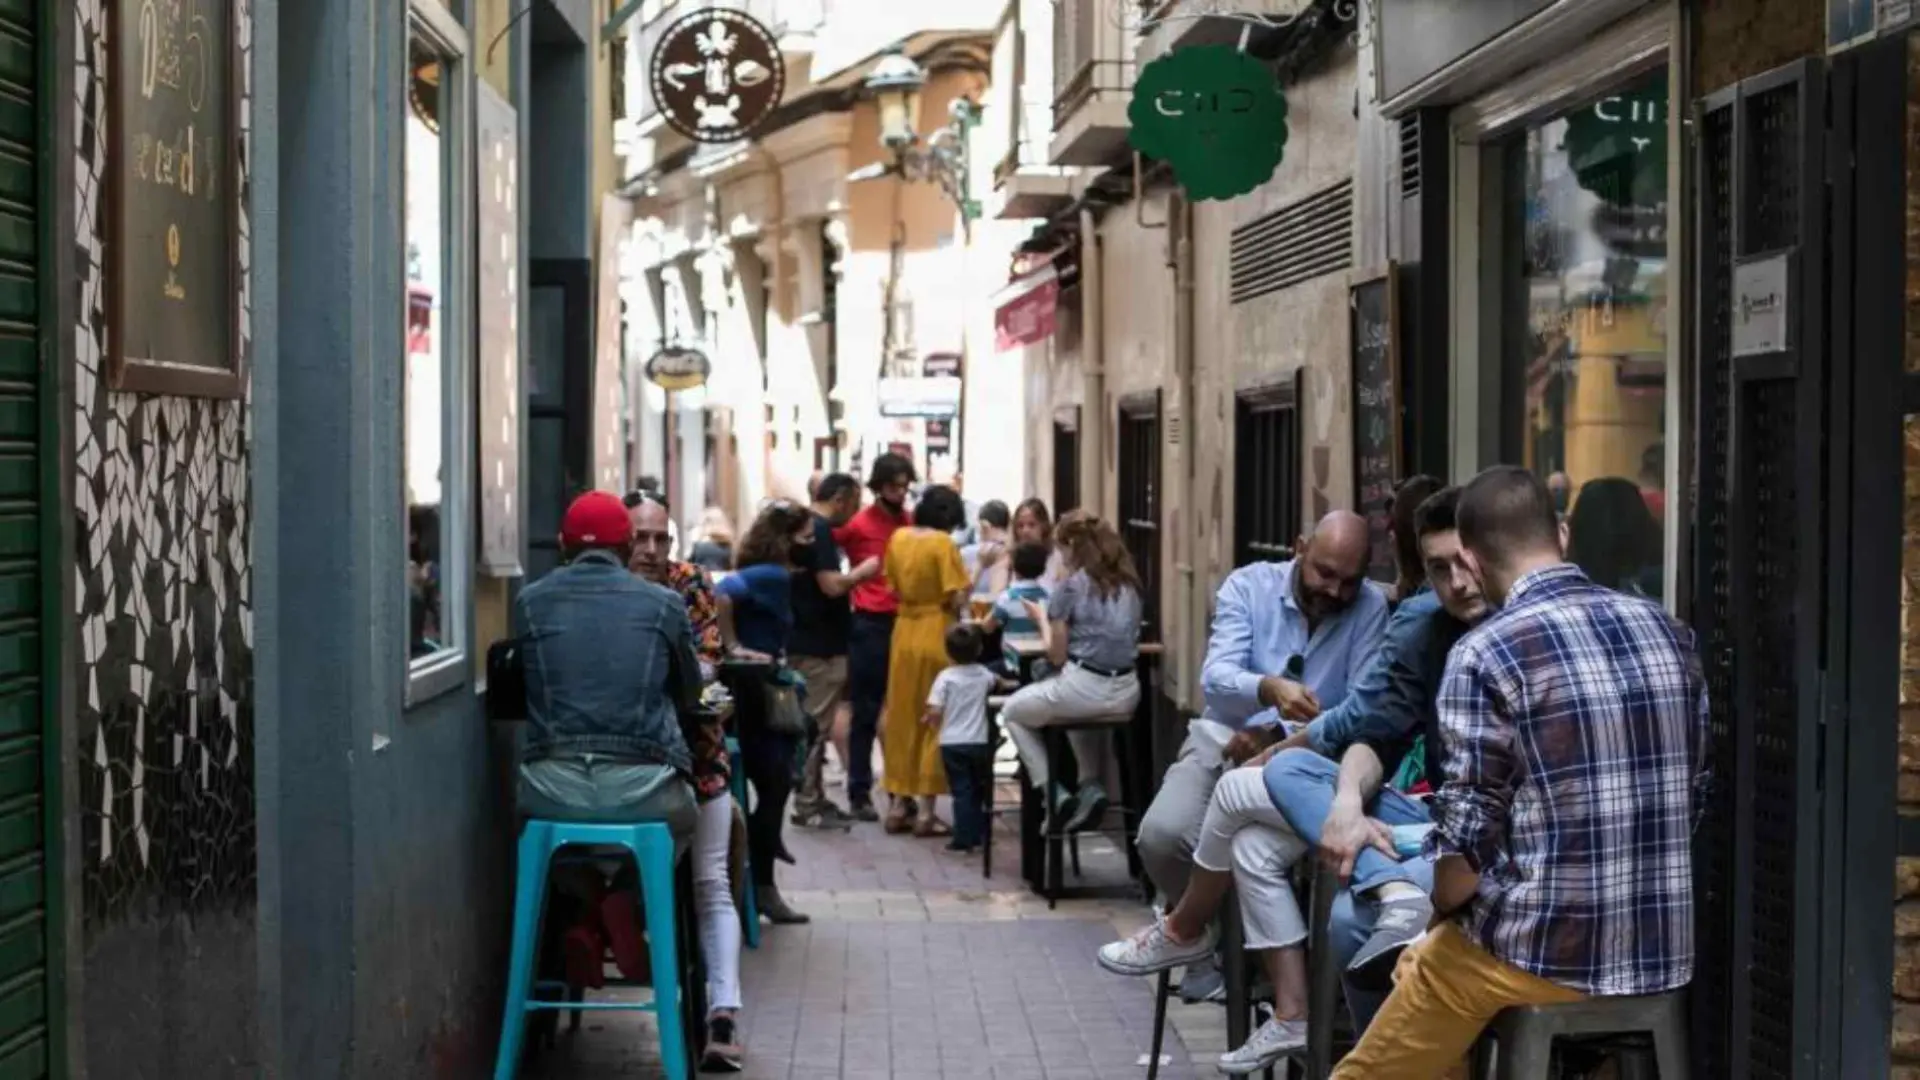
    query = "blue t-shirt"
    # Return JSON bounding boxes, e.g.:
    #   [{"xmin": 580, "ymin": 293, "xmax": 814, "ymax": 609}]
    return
[{"xmin": 717, "ymin": 562, "xmax": 794, "ymax": 656}]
